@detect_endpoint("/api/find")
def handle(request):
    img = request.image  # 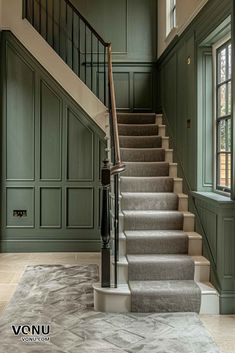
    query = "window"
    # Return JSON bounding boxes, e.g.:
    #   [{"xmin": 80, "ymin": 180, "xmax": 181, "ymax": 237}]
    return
[
  {"xmin": 166, "ymin": 0, "xmax": 176, "ymax": 36},
  {"xmin": 215, "ymin": 40, "xmax": 232, "ymax": 192},
  {"xmin": 170, "ymin": 0, "xmax": 176, "ymax": 30}
]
